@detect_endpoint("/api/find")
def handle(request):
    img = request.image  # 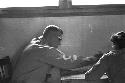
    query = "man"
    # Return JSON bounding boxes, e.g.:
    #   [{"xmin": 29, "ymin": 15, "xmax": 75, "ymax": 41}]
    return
[
  {"xmin": 12, "ymin": 25, "xmax": 90, "ymax": 83},
  {"xmin": 85, "ymin": 31, "xmax": 125, "ymax": 83}
]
